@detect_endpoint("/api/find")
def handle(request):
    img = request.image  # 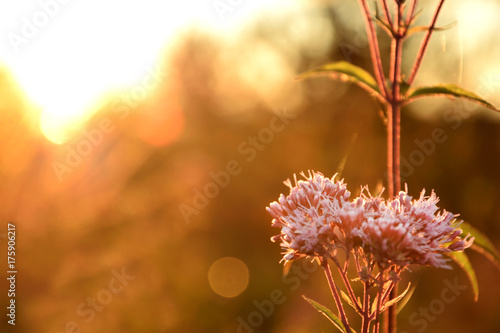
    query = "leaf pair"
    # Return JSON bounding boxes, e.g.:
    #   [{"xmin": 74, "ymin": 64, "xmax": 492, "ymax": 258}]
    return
[{"xmin": 297, "ymin": 61, "xmax": 499, "ymax": 111}]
